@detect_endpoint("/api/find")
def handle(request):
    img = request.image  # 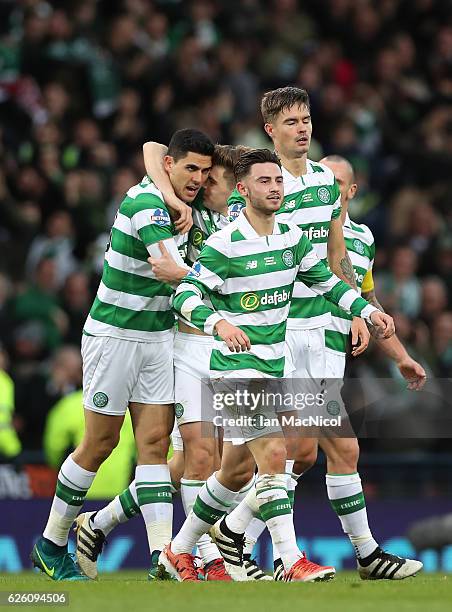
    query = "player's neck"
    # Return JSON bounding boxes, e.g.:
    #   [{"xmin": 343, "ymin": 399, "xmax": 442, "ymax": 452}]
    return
[
  {"xmin": 278, "ymin": 153, "xmax": 308, "ymax": 177},
  {"xmin": 244, "ymin": 208, "xmax": 275, "ymax": 236}
]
